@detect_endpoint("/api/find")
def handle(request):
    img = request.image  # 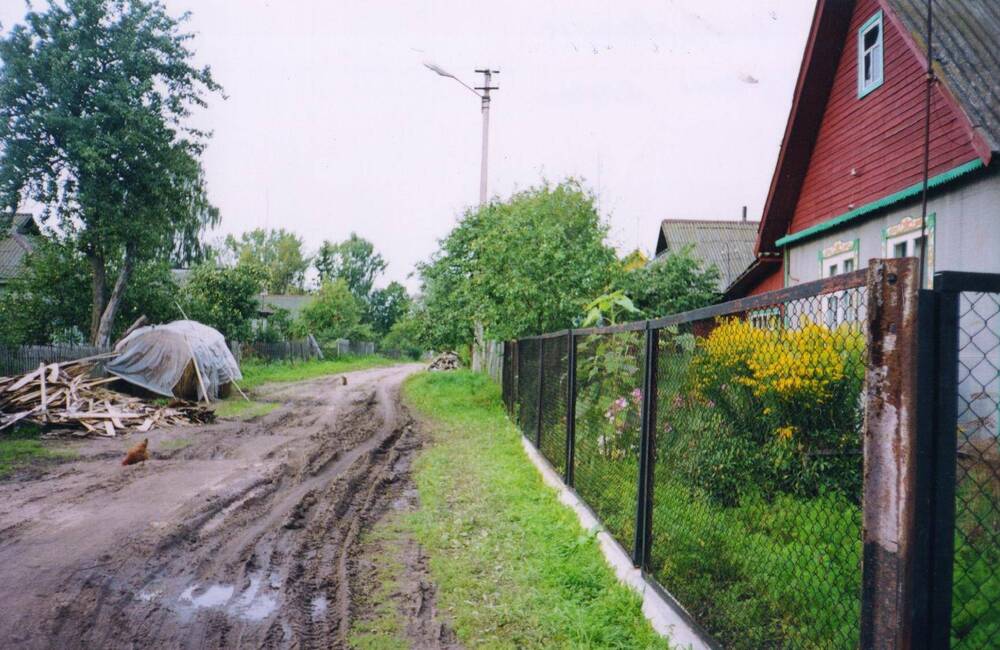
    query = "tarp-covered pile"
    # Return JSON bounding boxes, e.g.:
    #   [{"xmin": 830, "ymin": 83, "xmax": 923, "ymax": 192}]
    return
[{"xmin": 107, "ymin": 320, "xmax": 242, "ymax": 401}]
